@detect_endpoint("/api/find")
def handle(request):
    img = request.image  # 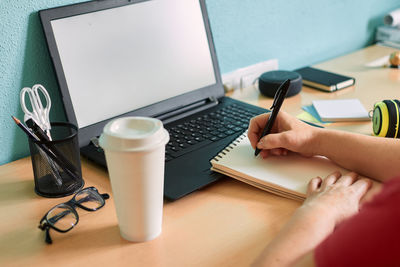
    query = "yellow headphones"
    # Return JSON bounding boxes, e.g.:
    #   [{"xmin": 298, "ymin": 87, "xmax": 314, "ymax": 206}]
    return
[{"xmin": 372, "ymin": 100, "xmax": 400, "ymax": 138}]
